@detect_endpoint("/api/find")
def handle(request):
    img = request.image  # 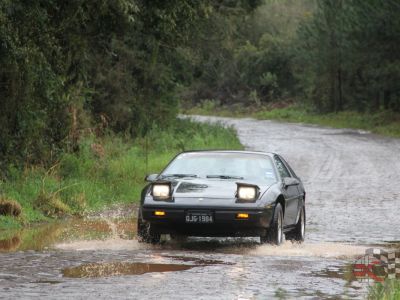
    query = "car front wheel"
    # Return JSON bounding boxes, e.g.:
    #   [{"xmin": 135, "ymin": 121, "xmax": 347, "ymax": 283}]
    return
[
  {"xmin": 261, "ymin": 203, "xmax": 283, "ymax": 245},
  {"xmin": 137, "ymin": 218, "xmax": 161, "ymax": 244}
]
